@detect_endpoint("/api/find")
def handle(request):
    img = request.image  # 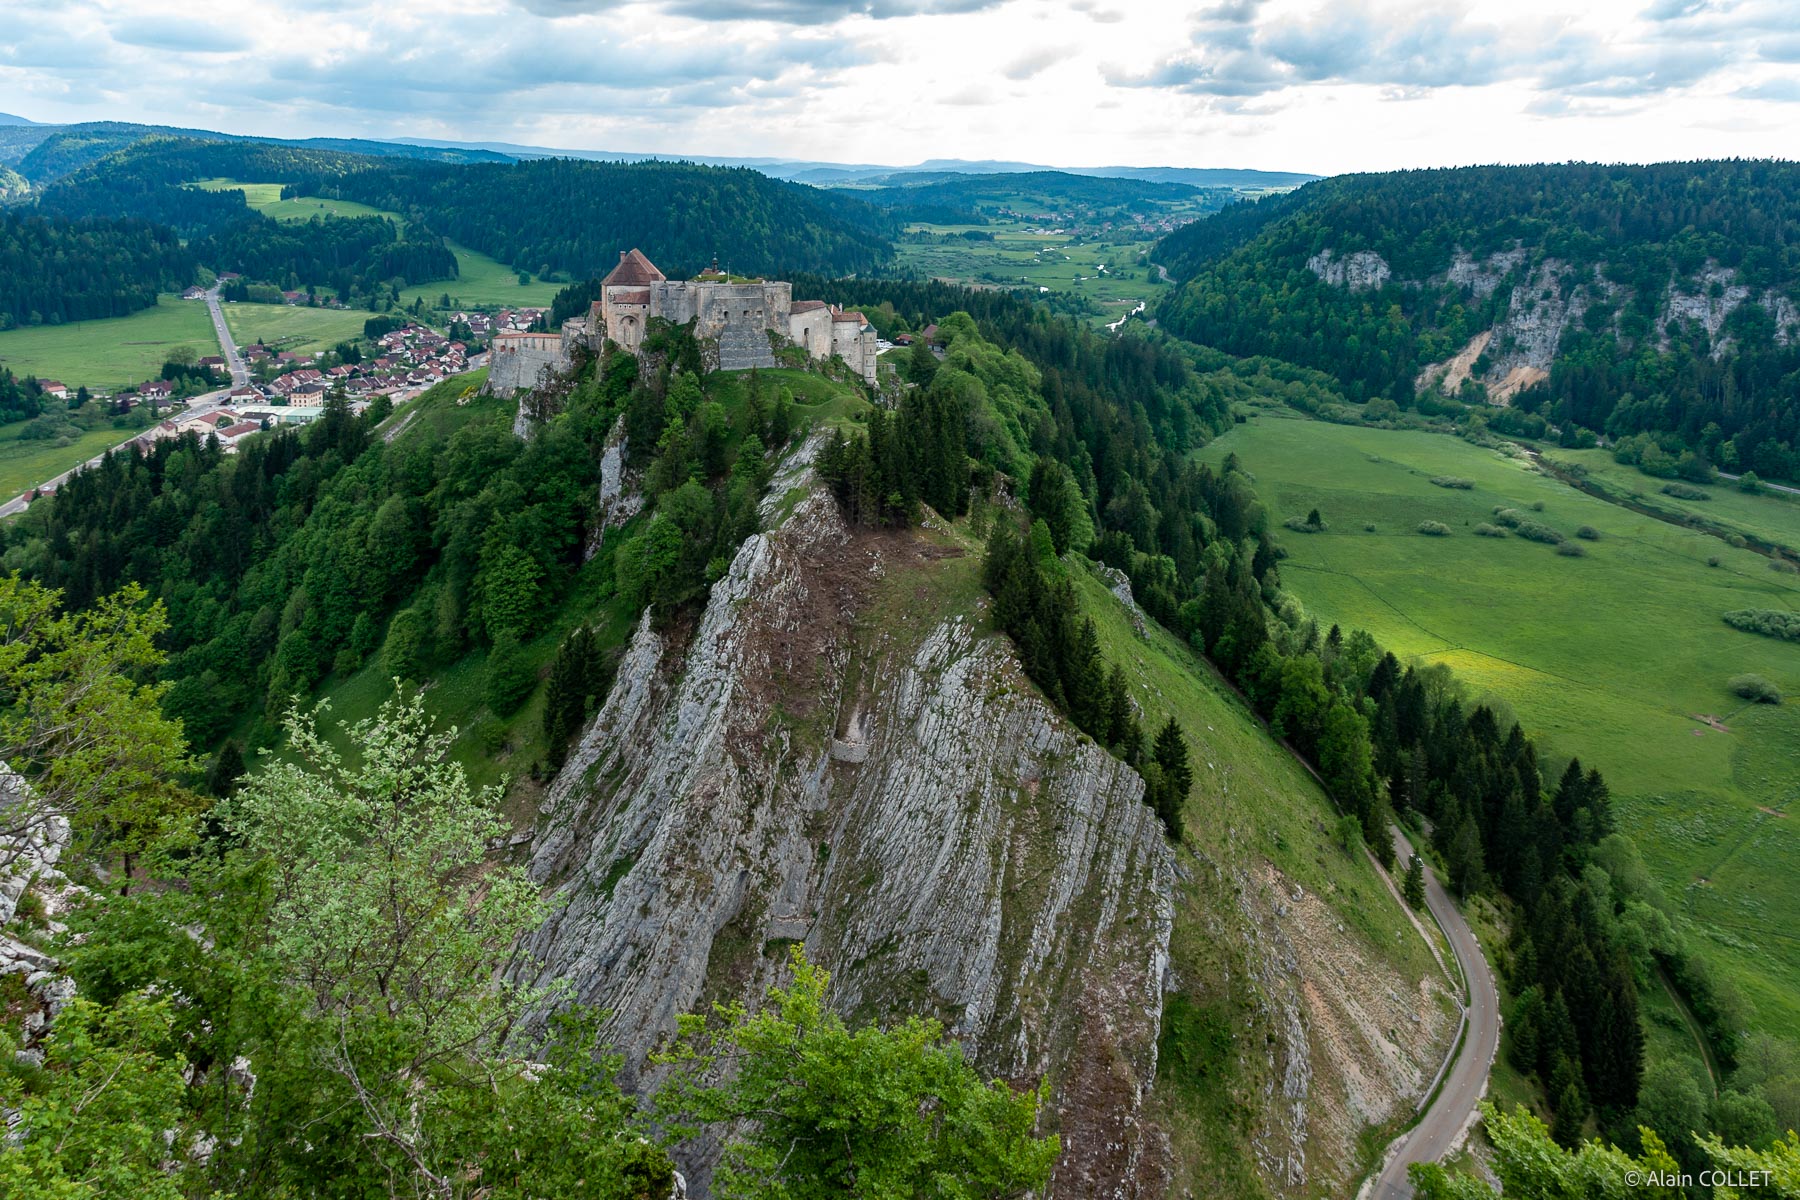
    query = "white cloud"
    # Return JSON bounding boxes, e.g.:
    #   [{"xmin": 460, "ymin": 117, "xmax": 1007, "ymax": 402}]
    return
[{"xmin": 0, "ymin": 0, "xmax": 1792, "ymax": 172}]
